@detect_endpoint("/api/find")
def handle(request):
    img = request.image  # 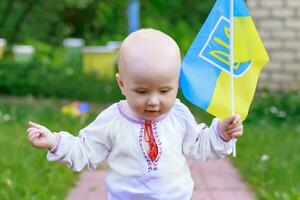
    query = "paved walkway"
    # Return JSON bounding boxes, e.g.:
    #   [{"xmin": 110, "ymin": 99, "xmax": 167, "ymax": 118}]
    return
[{"xmin": 66, "ymin": 158, "xmax": 255, "ymax": 200}]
